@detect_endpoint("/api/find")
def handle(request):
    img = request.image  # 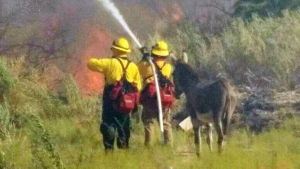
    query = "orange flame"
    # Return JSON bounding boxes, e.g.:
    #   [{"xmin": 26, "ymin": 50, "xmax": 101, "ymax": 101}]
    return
[{"xmin": 72, "ymin": 27, "xmax": 114, "ymax": 95}]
